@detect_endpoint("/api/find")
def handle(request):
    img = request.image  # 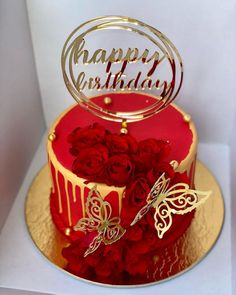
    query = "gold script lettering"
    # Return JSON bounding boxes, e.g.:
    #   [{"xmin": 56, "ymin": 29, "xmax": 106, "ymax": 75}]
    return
[
  {"xmin": 73, "ymin": 39, "xmax": 161, "ymax": 72},
  {"xmin": 71, "ymin": 38, "xmax": 170, "ymax": 93},
  {"xmin": 88, "ymin": 49, "xmax": 107, "ymax": 64},
  {"xmin": 73, "ymin": 38, "xmax": 89, "ymax": 64},
  {"xmin": 74, "ymin": 71, "xmax": 173, "ymax": 94}
]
